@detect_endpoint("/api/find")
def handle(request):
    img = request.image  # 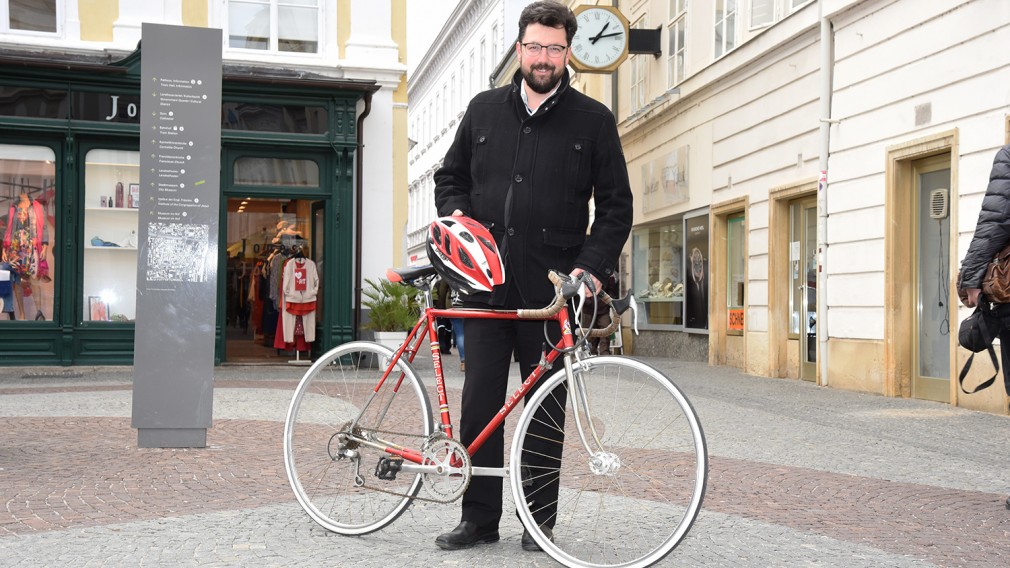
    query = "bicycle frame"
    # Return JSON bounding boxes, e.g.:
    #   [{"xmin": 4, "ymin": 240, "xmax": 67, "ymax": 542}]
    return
[{"xmin": 367, "ymin": 293, "xmax": 576, "ymax": 470}]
